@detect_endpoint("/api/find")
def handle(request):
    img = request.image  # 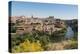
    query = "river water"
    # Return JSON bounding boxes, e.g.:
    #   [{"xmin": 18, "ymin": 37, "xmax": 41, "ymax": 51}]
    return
[{"xmin": 65, "ymin": 26, "xmax": 74, "ymax": 39}]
